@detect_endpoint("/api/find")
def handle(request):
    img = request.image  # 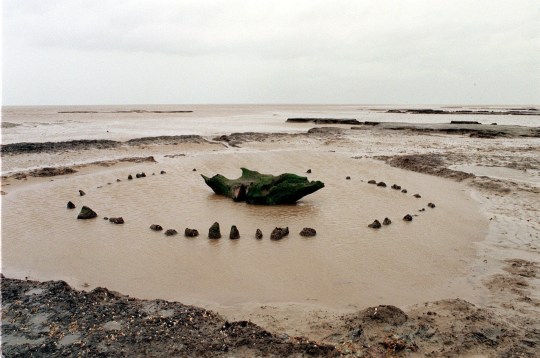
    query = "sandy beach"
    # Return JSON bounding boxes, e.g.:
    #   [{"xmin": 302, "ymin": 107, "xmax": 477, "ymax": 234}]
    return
[
  {"xmin": 1, "ymin": 107, "xmax": 539, "ymax": 356},
  {"xmin": 4, "ymin": 0, "xmax": 540, "ymax": 355}
]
